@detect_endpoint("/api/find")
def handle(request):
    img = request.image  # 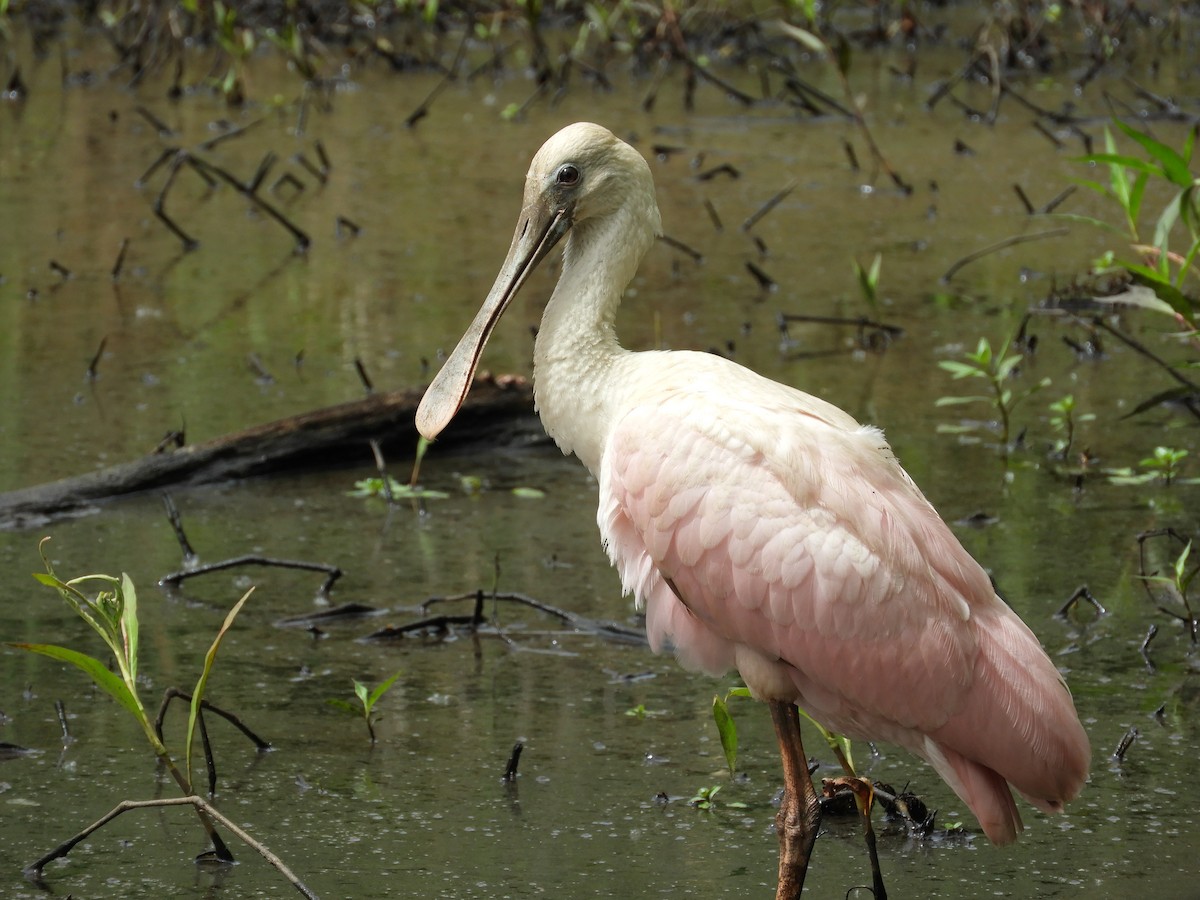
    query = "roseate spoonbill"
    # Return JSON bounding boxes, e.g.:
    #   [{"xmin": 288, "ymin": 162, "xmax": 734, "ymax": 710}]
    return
[{"xmin": 416, "ymin": 122, "xmax": 1090, "ymax": 894}]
